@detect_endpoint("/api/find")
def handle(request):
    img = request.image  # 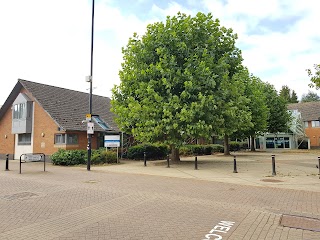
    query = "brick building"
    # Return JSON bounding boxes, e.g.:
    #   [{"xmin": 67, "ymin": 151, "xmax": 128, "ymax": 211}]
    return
[
  {"xmin": 0, "ymin": 79, "xmax": 119, "ymax": 159},
  {"xmin": 288, "ymin": 101, "xmax": 320, "ymax": 148}
]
